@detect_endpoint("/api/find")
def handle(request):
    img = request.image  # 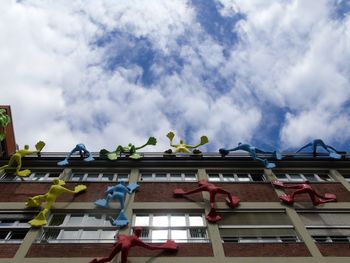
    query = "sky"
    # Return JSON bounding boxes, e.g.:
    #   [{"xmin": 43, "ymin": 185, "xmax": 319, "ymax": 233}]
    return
[{"xmin": 1, "ymin": 0, "xmax": 350, "ymax": 153}]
